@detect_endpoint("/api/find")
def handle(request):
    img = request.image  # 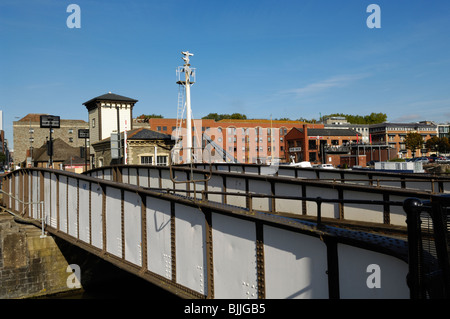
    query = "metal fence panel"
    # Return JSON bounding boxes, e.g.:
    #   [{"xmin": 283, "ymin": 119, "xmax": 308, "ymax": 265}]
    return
[
  {"xmin": 106, "ymin": 186, "xmax": 122, "ymax": 258},
  {"xmin": 175, "ymin": 203, "xmax": 207, "ymax": 295},
  {"xmin": 264, "ymin": 225, "xmax": 328, "ymax": 299},
  {"xmin": 124, "ymin": 191, "xmax": 142, "ymax": 266},
  {"xmin": 146, "ymin": 197, "xmax": 172, "ymax": 279},
  {"xmin": 79, "ymin": 180, "xmax": 90, "ymax": 243},
  {"xmin": 58, "ymin": 176, "xmax": 68, "ymax": 232},
  {"xmin": 212, "ymin": 213, "xmax": 258, "ymax": 299},
  {"xmin": 337, "ymin": 243, "xmax": 409, "ymax": 299},
  {"xmin": 68, "ymin": 177, "xmax": 78, "ymax": 238},
  {"xmin": 91, "ymin": 183, "xmax": 103, "ymax": 249}
]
